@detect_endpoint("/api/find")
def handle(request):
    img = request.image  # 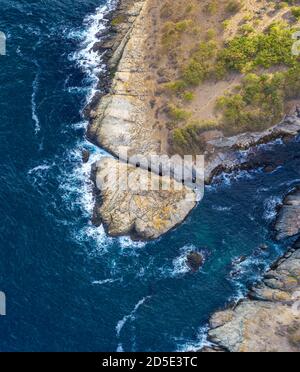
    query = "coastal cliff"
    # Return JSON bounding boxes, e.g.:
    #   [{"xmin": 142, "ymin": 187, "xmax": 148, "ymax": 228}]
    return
[
  {"xmin": 206, "ymin": 188, "xmax": 300, "ymax": 352},
  {"xmin": 88, "ymin": 0, "xmax": 199, "ymax": 240},
  {"xmin": 87, "ymin": 0, "xmax": 300, "ymax": 240}
]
